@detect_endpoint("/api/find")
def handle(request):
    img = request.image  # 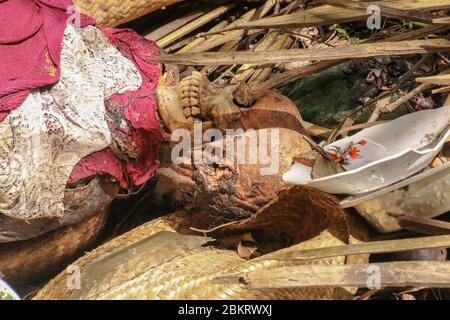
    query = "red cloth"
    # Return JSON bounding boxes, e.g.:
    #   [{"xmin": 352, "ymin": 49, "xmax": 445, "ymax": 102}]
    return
[
  {"xmin": 69, "ymin": 148, "xmax": 127, "ymax": 187},
  {"xmin": 68, "ymin": 28, "xmax": 163, "ymax": 188},
  {"xmin": 0, "ymin": 0, "xmax": 94, "ymax": 121},
  {"xmin": 1, "ymin": 1, "xmax": 163, "ymax": 188}
]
